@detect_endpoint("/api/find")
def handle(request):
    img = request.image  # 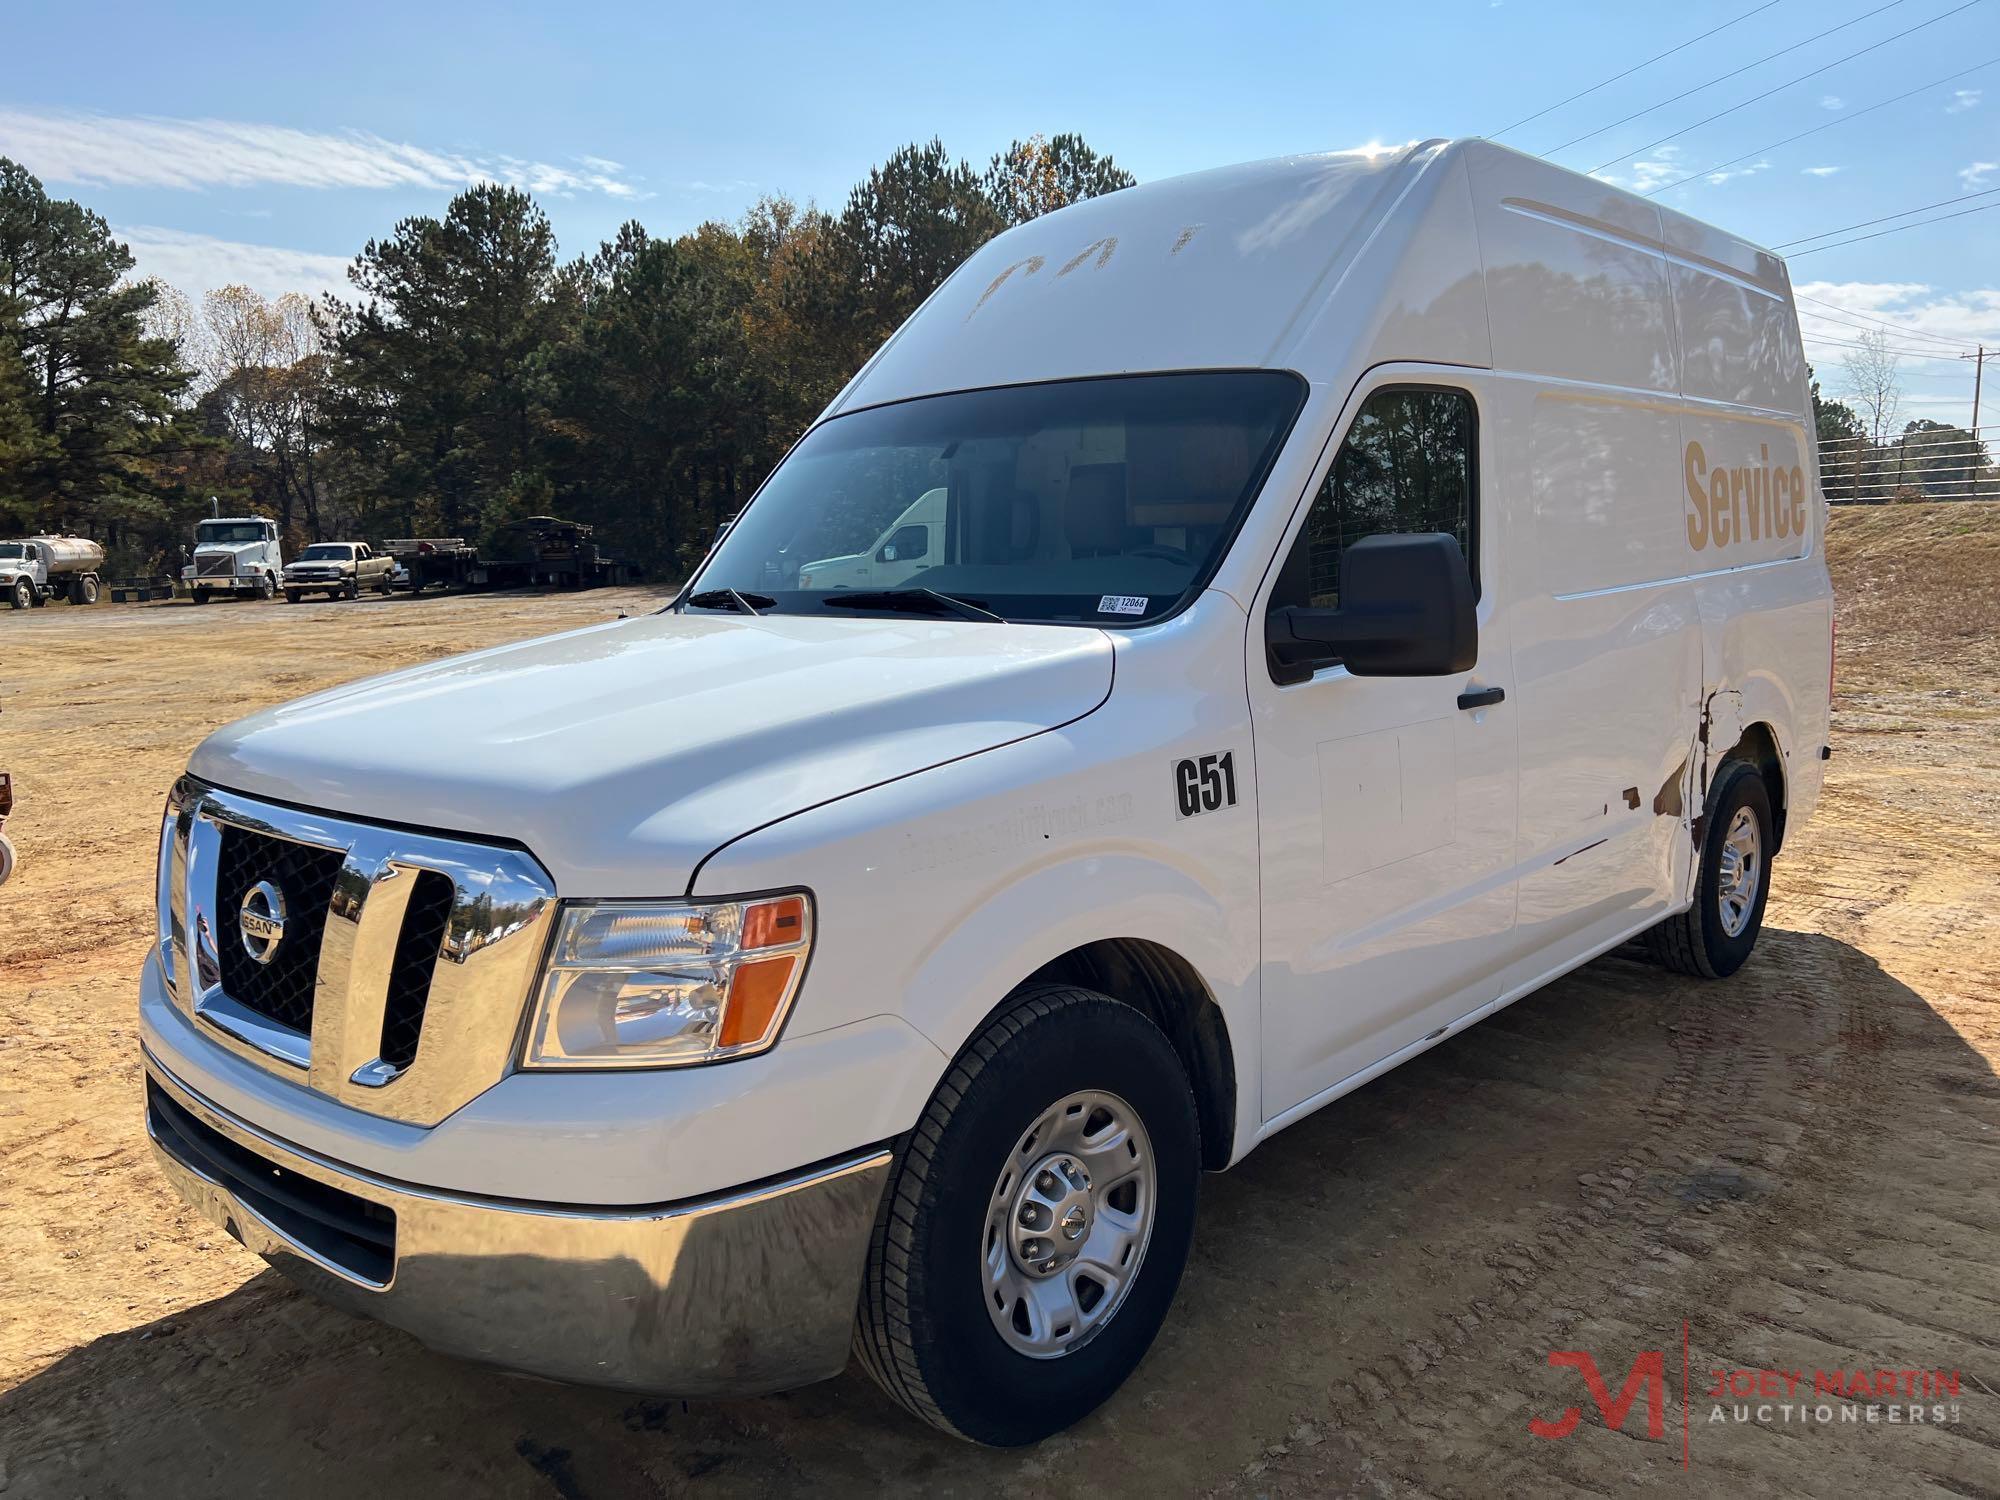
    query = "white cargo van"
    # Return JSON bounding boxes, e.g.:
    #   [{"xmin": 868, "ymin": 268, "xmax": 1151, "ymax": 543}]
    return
[
  {"xmin": 141, "ymin": 139, "xmax": 1831, "ymax": 1445},
  {"xmin": 797, "ymin": 486, "xmax": 947, "ymax": 590}
]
